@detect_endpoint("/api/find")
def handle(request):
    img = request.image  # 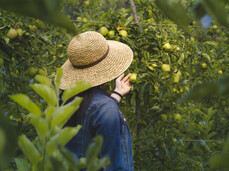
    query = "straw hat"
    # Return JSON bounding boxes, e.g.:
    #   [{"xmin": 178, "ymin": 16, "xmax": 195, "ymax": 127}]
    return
[{"xmin": 59, "ymin": 31, "xmax": 133, "ymax": 90}]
